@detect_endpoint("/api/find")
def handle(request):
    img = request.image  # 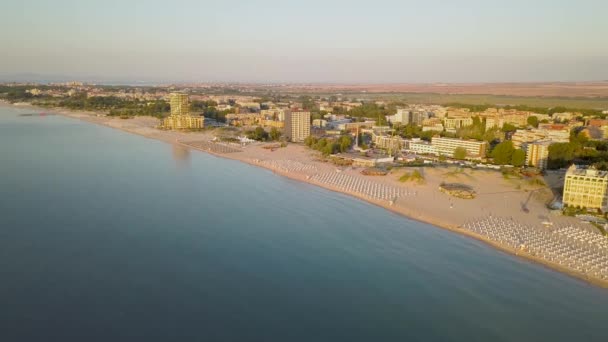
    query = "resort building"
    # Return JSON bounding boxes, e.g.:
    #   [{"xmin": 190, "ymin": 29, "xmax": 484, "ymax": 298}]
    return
[
  {"xmin": 169, "ymin": 92, "xmax": 190, "ymax": 116},
  {"xmin": 511, "ymin": 126, "xmax": 570, "ymax": 149},
  {"xmin": 525, "ymin": 141, "xmax": 551, "ymax": 169},
  {"xmin": 408, "ymin": 139, "xmax": 438, "ymax": 156},
  {"xmin": 374, "ymin": 135, "xmax": 407, "ymax": 152},
  {"xmin": 563, "ymin": 165, "xmax": 608, "ymax": 212},
  {"xmin": 225, "ymin": 113, "xmax": 261, "ymax": 126},
  {"xmin": 261, "ymin": 109, "xmax": 286, "ymax": 122},
  {"xmin": 431, "ymin": 137, "xmax": 488, "ymax": 159},
  {"xmin": 284, "ymin": 111, "xmax": 311, "ymax": 142},
  {"xmin": 260, "ymin": 119, "xmax": 285, "ymax": 129},
  {"xmin": 161, "ymin": 93, "xmax": 204, "ymax": 130},
  {"xmin": 443, "ymin": 117, "xmax": 474, "ymax": 132},
  {"xmin": 421, "ymin": 117, "xmax": 444, "ymax": 132}
]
